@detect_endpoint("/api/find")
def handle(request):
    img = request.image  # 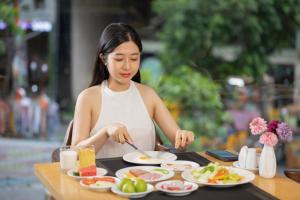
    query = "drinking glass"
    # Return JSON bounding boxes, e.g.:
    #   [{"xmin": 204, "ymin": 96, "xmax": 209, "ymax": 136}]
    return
[
  {"xmin": 59, "ymin": 146, "xmax": 77, "ymax": 173},
  {"xmin": 246, "ymin": 148, "xmax": 257, "ymax": 169},
  {"xmin": 78, "ymin": 145, "xmax": 96, "ymax": 169}
]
